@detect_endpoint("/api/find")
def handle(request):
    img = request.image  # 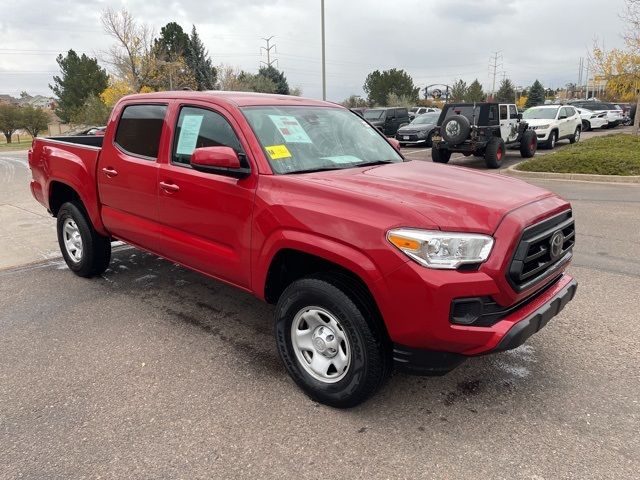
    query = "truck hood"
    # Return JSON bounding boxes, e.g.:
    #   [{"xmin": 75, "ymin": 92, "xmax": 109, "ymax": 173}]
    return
[{"xmin": 300, "ymin": 161, "xmax": 554, "ymax": 234}]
